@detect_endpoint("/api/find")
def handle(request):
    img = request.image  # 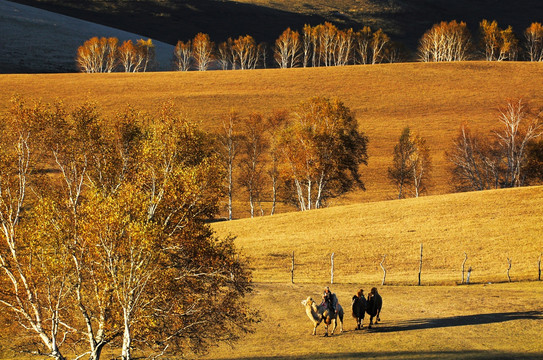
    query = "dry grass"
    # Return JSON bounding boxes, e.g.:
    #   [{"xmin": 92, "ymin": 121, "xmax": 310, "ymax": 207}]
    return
[
  {"xmin": 198, "ymin": 282, "xmax": 543, "ymax": 360},
  {"xmin": 212, "ymin": 186, "xmax": 543, "ymax": 284},
  {"xmin": 3, "ymin": 62, "xmax": 543, "ymax": 215},
  {"xmin": 1, "ymin": 62, "xmax": 543, "ymax": 360}
]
